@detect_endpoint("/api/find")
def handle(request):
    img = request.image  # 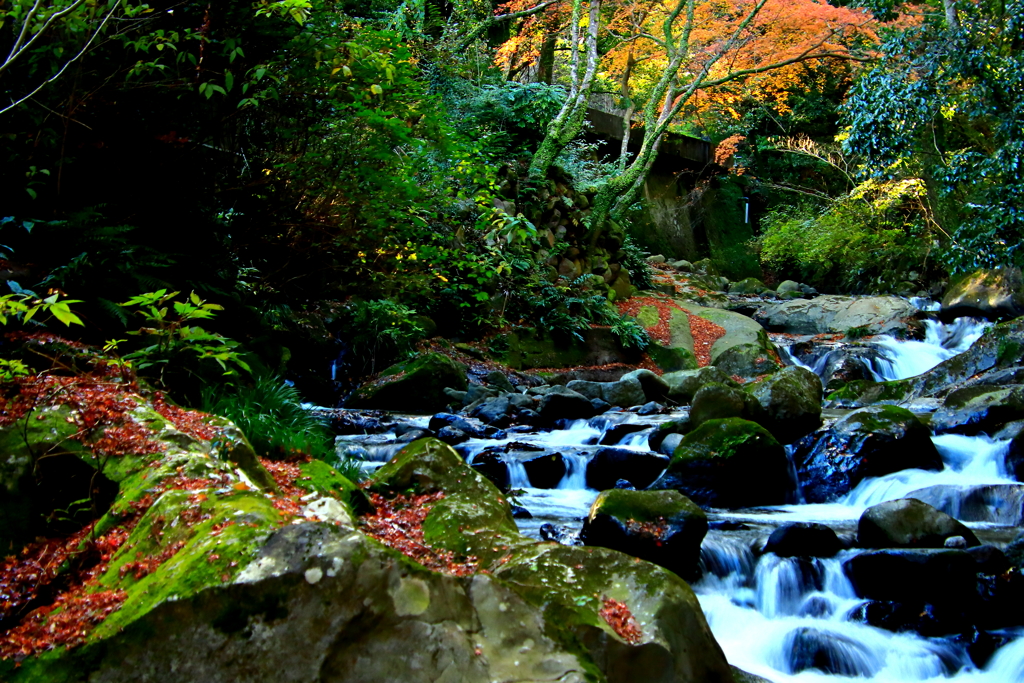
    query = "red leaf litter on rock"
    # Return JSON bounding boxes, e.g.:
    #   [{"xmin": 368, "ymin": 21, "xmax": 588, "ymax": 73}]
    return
[
  {"xmin": 615, "ymin": 296, "xmax": 725, "ymax": 367},
  {"xmin": 360, "ymin": 492, "xmax": 479, "ymax": 576},
  {"xmin": 599, "ymin": 597, "xmax": 643, "ymax": 645}
]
